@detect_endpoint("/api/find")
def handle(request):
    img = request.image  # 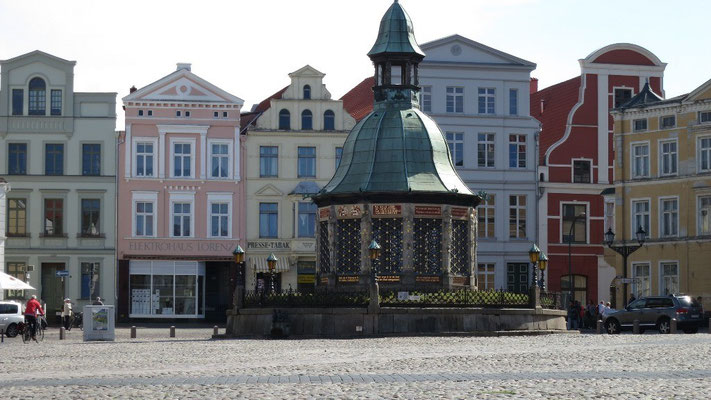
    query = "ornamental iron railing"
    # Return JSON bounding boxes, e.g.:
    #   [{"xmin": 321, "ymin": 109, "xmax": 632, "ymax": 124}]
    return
[
  {"xmin": 540, "ymin": 291, "xmax": 564, "ymax": 310},
  {"xmin": 380, "ymin": 289, "xmax": 529, "ymax": 308},
  {"xmin": 243, "ymin": 289, "xmax": 369, "ymax": 308}
]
